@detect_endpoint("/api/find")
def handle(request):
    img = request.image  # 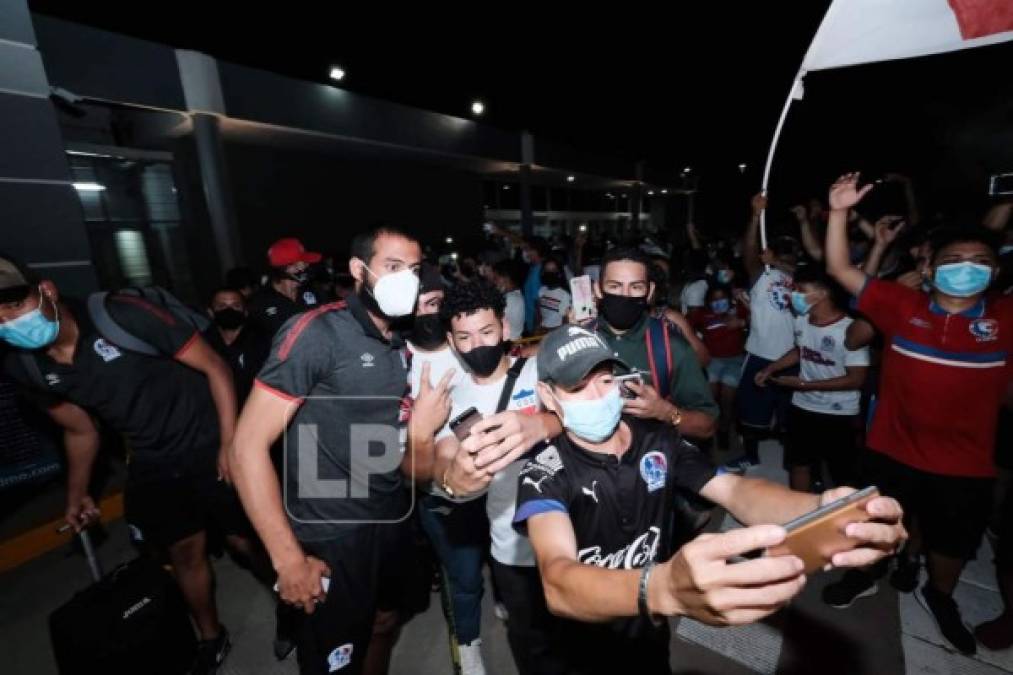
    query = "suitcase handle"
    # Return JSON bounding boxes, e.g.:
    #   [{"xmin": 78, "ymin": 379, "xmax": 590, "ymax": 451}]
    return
[{"xmin": 57, "ymin": 524, "xmax": 103, "ymax": 582}]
